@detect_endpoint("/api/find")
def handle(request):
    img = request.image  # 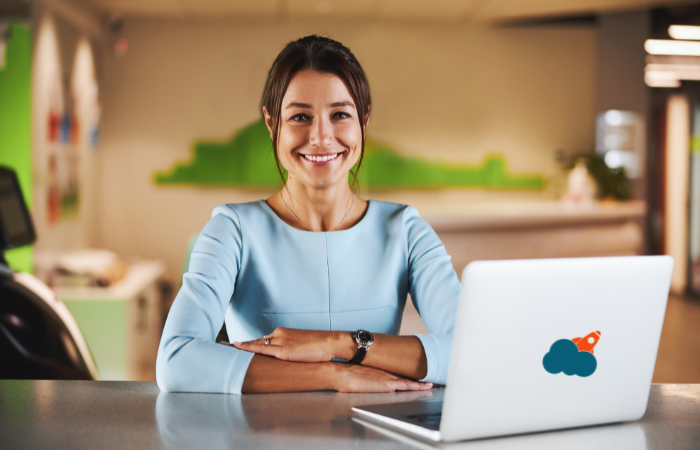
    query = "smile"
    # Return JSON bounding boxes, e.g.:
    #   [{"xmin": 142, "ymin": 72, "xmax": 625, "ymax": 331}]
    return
[{"xmin": 300, "ymin": 152, "xmax": 344, "ymax": 163}]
